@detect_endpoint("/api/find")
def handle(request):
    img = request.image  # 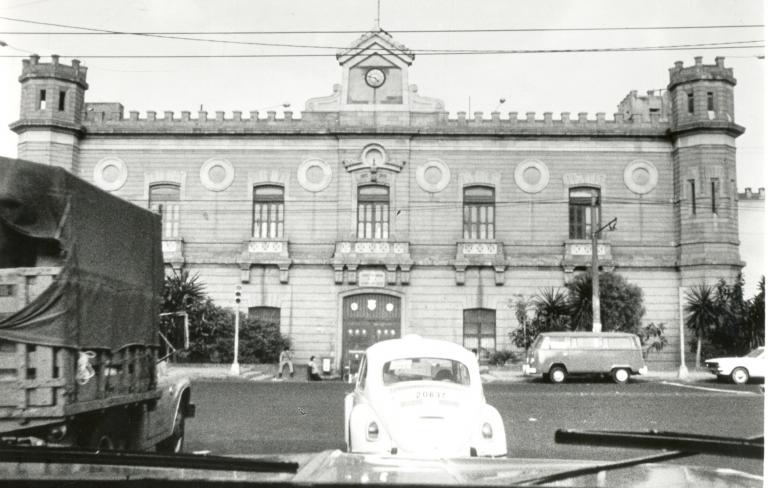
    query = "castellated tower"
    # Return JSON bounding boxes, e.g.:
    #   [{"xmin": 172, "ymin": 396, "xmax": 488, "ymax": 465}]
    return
[
  {"xmin": 10, "ymin": 54, "xmax": 88, "ymax": 172},
  {"xmin": 668, "ymin": 56, "xmax": 745, "ymax": 285}
]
